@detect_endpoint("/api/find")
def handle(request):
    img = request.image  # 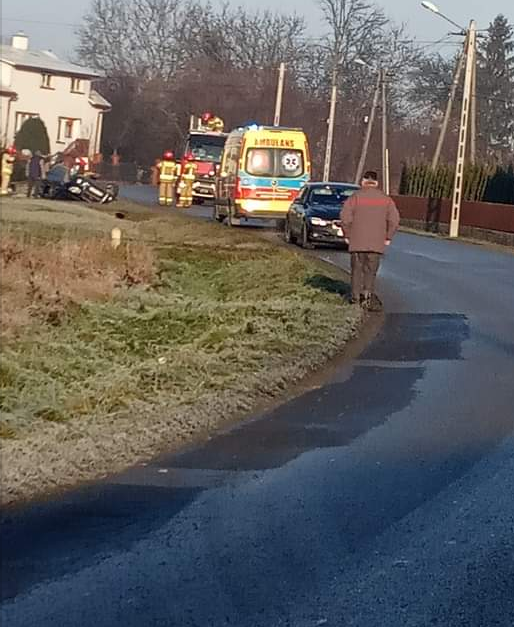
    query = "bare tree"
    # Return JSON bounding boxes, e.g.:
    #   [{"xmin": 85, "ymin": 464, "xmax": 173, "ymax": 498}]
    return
[
  {"xmin": 77, "ymin": 0, "xmax": 199, "ymax": 78},
  {"xmin": 75, "ymin": 0, "xmax": 450, "ymax": 184},
  {"xmin": 318, "ymin": 0, "xmax": 388, "ymax": 68}
]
